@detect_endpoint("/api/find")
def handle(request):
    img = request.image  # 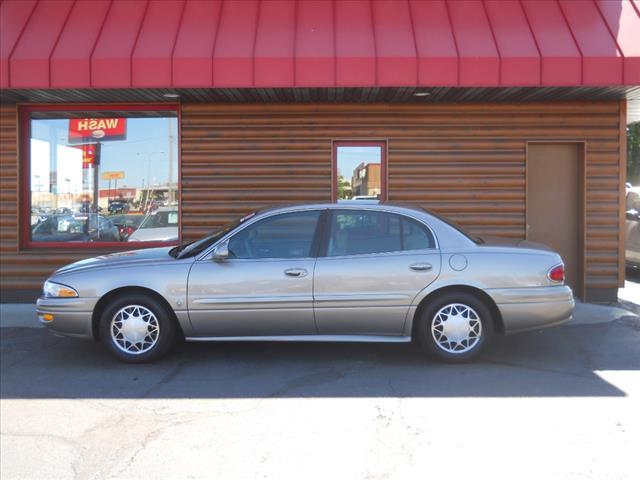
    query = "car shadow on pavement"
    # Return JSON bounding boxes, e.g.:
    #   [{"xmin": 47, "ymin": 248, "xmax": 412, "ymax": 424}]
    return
[{"xmin": 1, "ymin": 316, "xmax": 639, "ymax": 400}]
